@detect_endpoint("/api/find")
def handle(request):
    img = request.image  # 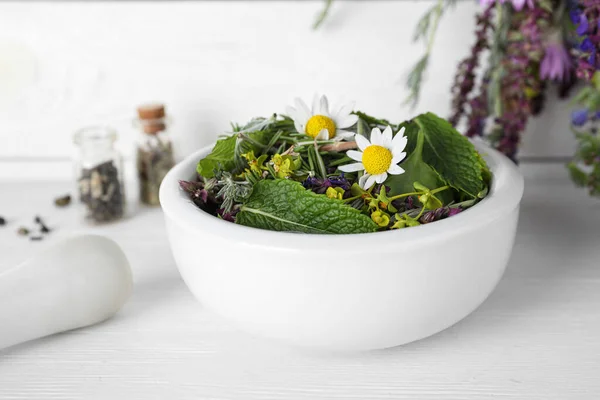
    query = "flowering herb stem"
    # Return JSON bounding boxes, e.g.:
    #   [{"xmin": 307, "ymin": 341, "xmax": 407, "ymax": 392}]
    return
[
  {"xmin": 415, "ymin": 206, "xmax": 428, "ymax": 221},
  {"xmin": 431, "ymin": 185, "xmax": 450, "ymax": 195},
  {"xmin": 313, "ymin": 142, "xmax": 328, "ymax": 178},
  {"xmin": 405, "ymin": 0, "xmax": 456, "ymax": 108},
  {"xmin": 264, "ymin": 130, "xmax": 283, "ymax": 152},
  {"xmin": 313, "ymin": 0, "xmax": 334, "ymax": 30},
  {"xmin": 307, "ymin": 146, "xmax": 316, "ymax": 174},
  {"xmin": 388, "ymin": 191, "xmax": 421, "ymax": 201},
  {"xmin": 186, "ymin": 103, "xmax": 490, "ymax": 232}
]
